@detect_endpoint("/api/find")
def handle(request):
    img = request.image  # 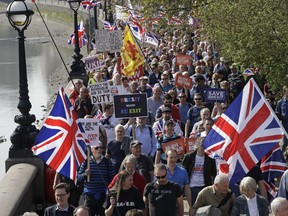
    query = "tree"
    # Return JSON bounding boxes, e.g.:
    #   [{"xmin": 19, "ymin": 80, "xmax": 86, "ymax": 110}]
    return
[{"xmin": 199, "ymin": 0, "xmax": 288, "ymax": 91}]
